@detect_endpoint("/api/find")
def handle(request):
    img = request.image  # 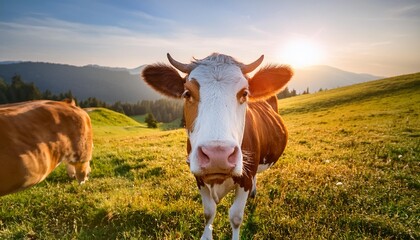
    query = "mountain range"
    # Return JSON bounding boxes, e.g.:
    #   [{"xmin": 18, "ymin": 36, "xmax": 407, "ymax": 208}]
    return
[
  {"xmin": 0, "ymin": 62, "xmax": 159, "ymax": 103},
  {"xmin": 288, "ymin": 65, "xmax": 382, "ymax": 92},
  {"xmin": 0, "ymin": 61, "xmax": 382, "ymax": 103}
]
